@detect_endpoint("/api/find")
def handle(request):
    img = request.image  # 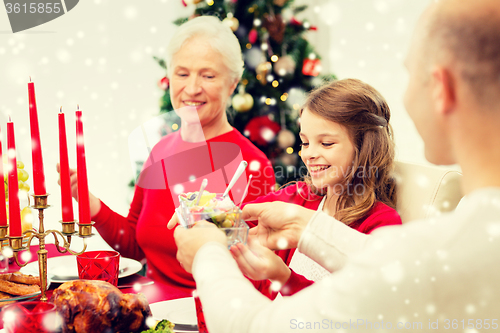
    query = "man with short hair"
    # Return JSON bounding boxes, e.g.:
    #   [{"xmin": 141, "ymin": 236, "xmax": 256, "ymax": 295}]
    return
[{"xmin": 173, "ymin": 0, "xmax": 500, "ymax": 331}]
